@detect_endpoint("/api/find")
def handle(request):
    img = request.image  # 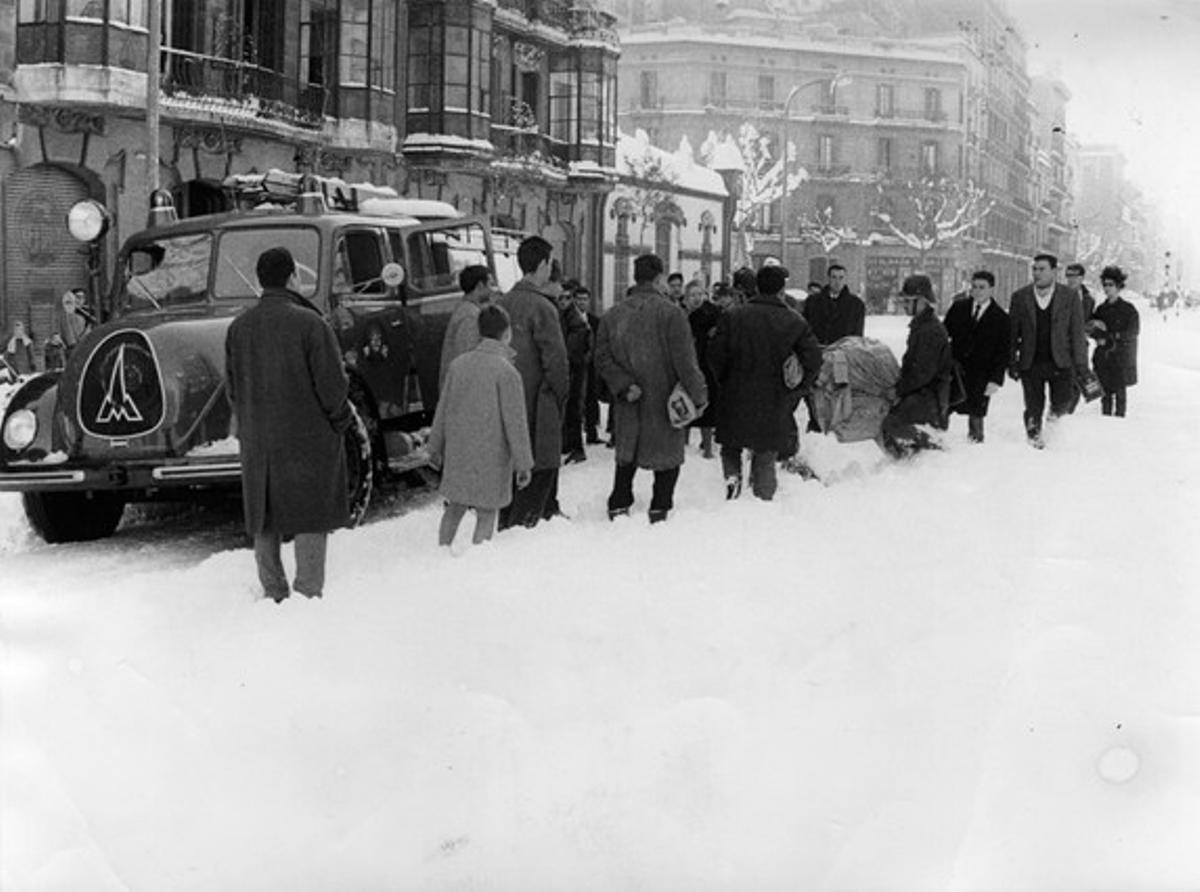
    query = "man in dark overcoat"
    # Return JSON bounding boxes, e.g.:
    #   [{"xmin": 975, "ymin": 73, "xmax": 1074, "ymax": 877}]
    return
[
  {"xmin": 801, "ymin": 263, "xmax": 866, "ymax": 431},
  {"xmin": 594, "ymin": 253, "xmax": 707, "ymax": 523},
  {"xmin": 558, "ymin": 281, "xmax": 592, "ymax": 463},
  {"xmin": 709, "ymin": 265, "xmax": 822, "ymax": 500},
  {"xmin": 496, "ymin": 235, "xmax": 570, "ymax": 529},
  {"xmin": 943, "ymin": 270, "xmax": 1010, "ymax": 443},
  {"xmin": 225, "ymin": 247, "xmax": 352, "ymax": 601},
  {"xmin": 880, "ymin": 274, "xmax": 954, "ymax": 458},
  {"xmin": 1008, "ymin": 252, "xmax": 1088, "ymax": 448}
]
